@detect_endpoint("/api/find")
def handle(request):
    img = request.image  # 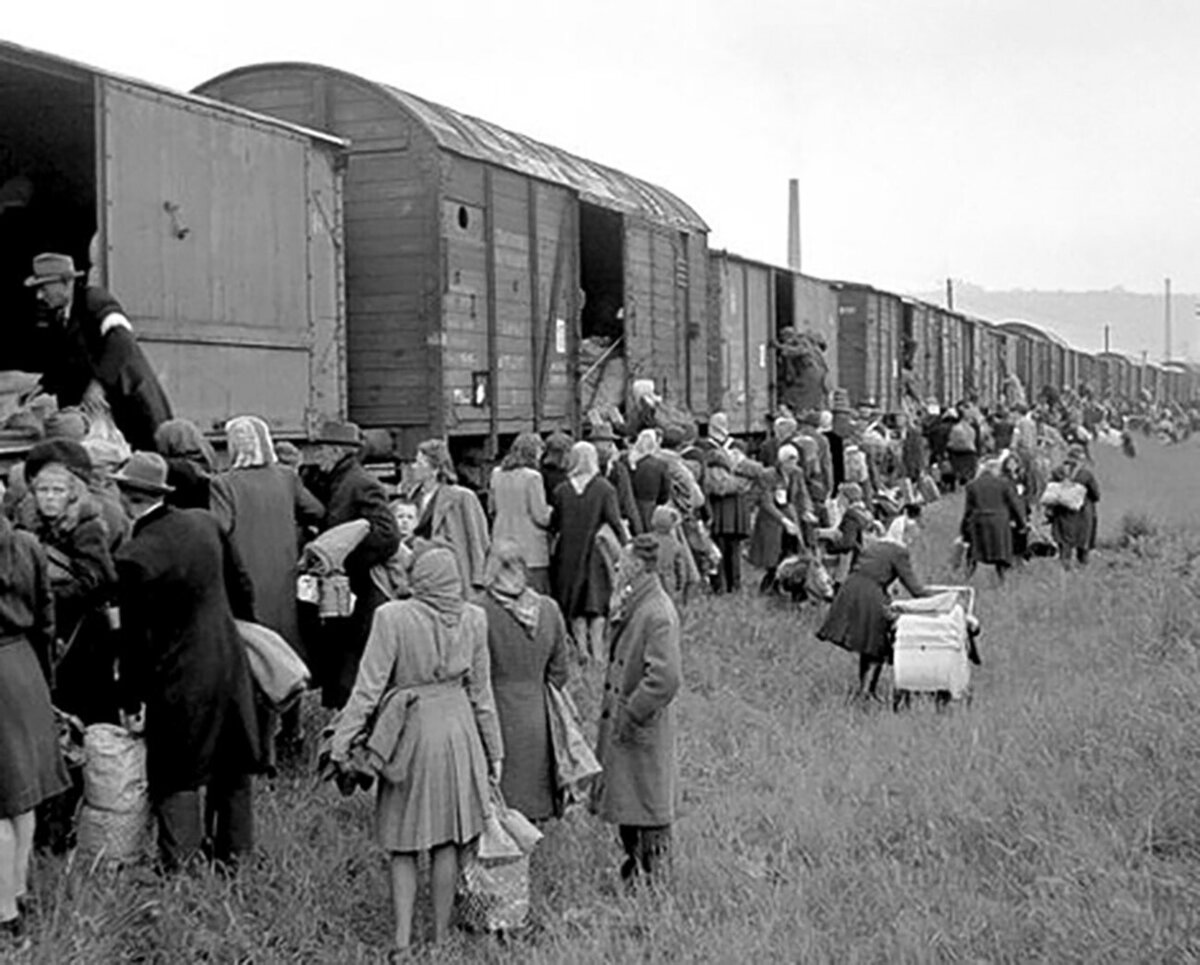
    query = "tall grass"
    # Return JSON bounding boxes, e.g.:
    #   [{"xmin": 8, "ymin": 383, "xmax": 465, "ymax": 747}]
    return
[{"xmin": 18, "ymin": 440, "xmax": 1200, "ymax": 962}]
